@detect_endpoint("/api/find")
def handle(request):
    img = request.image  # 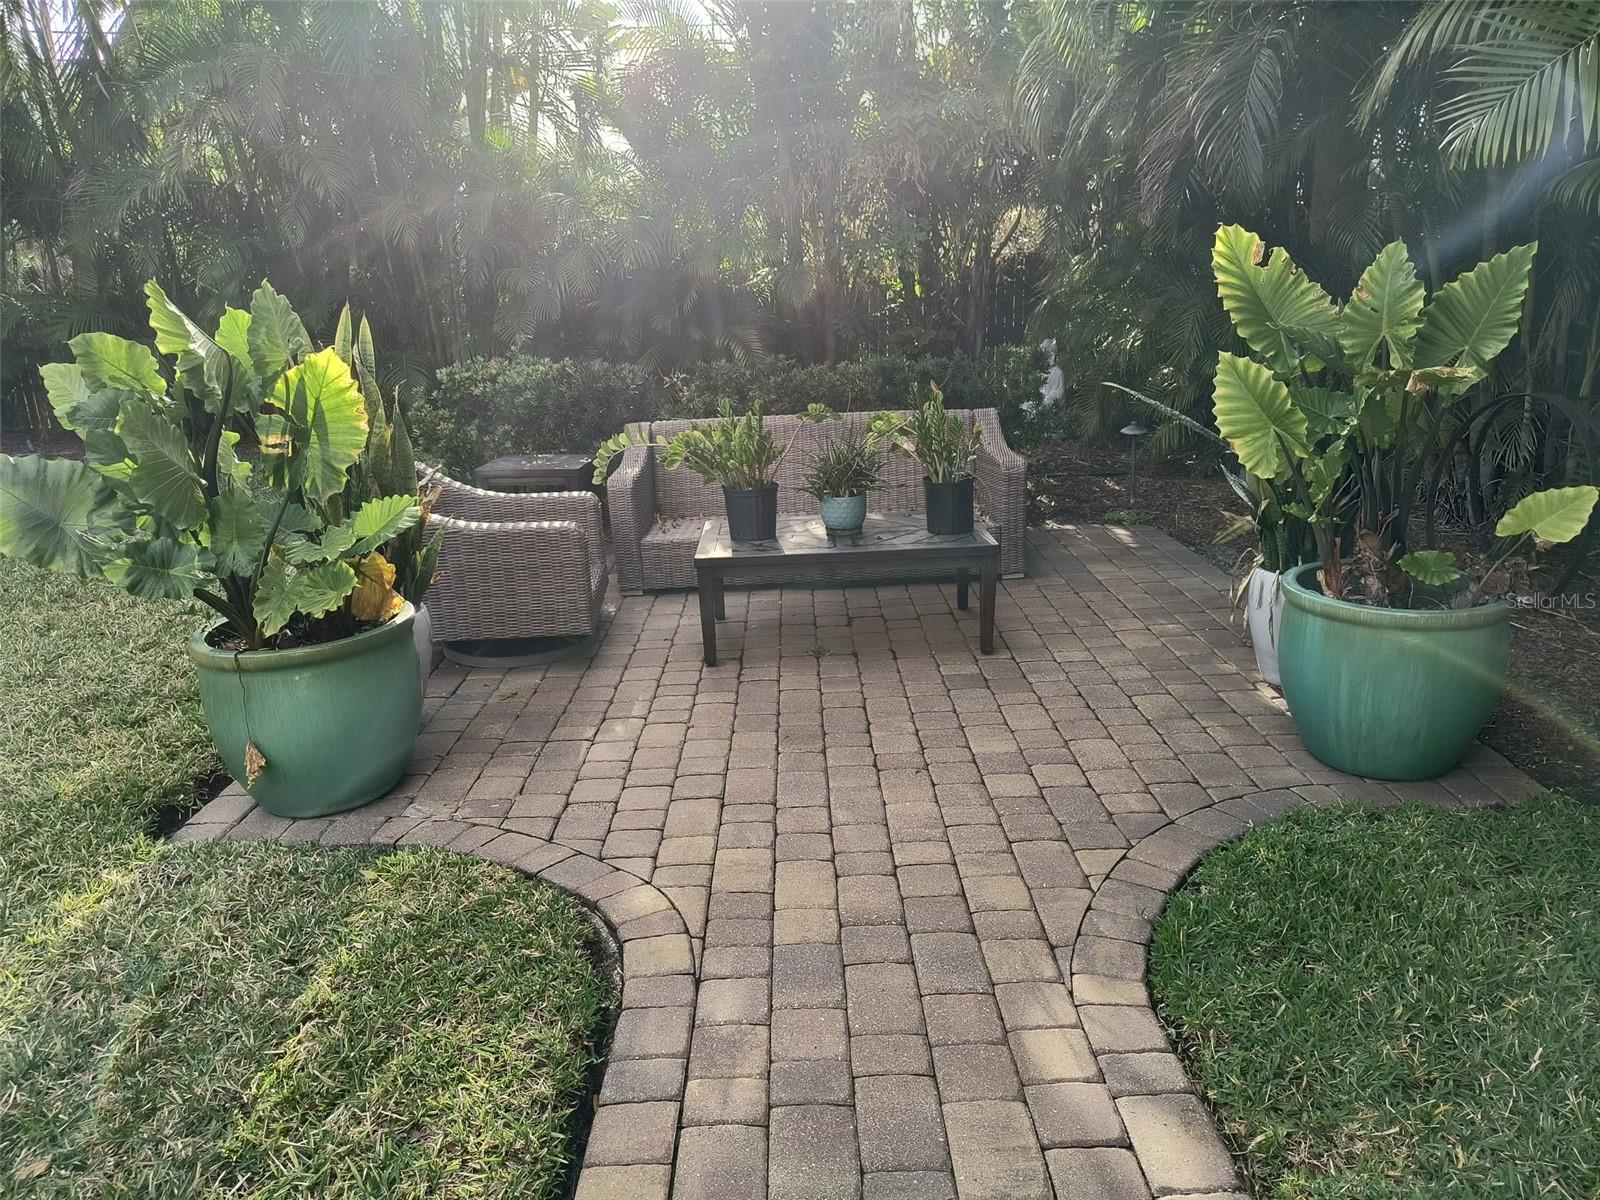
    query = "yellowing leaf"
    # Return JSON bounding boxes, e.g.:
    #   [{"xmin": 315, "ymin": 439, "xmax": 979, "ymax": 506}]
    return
[{"xmin": 350, "ymin": 552, "xmax": 402, "ymax": 623}]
